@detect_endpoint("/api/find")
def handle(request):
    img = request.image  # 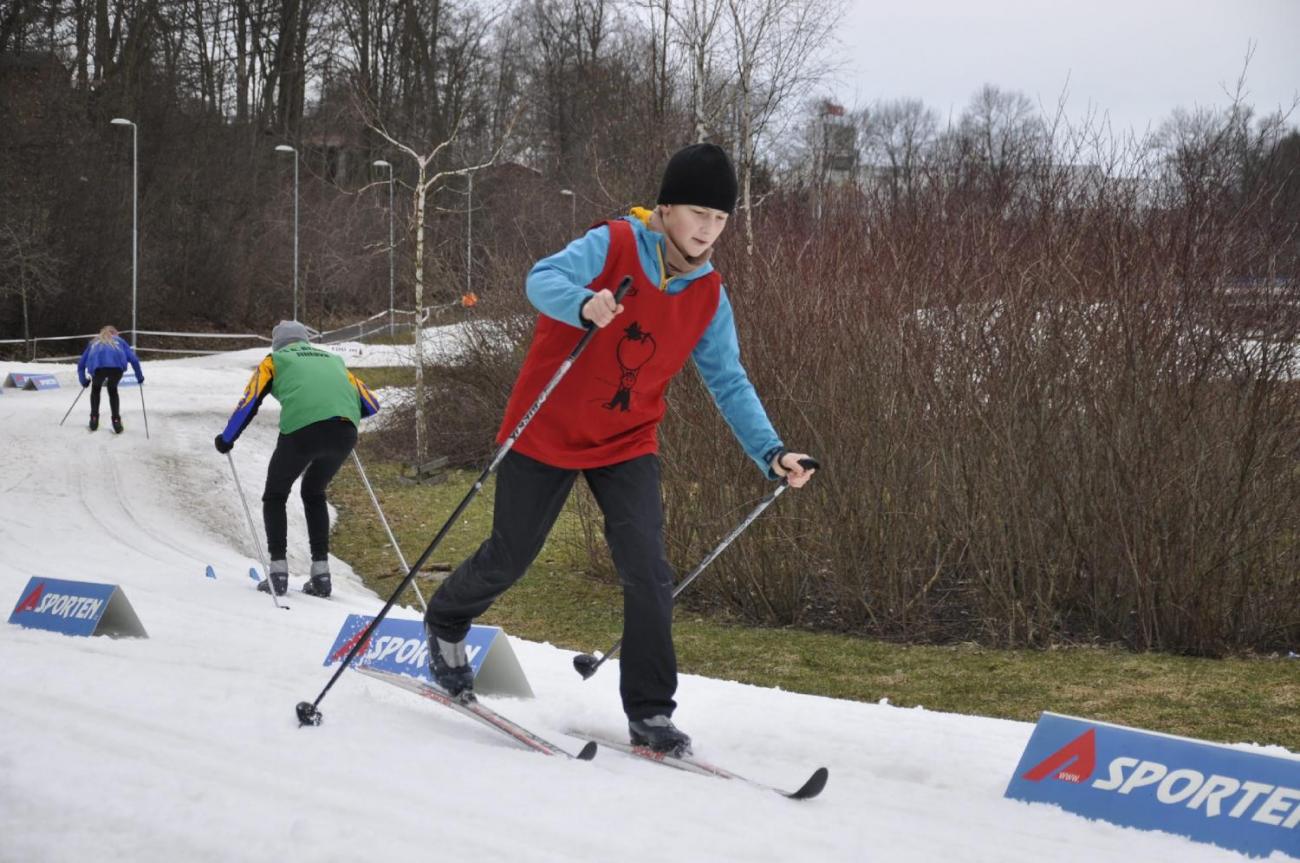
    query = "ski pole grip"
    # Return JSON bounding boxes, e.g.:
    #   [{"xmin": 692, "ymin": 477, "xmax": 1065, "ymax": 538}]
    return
[
  {"xmin": 612, "ymin": 275, "xmax": 633, "ymax": 303},
  {"xmin": 797, "ymin": 457, "xmax": 820, "ymax": 471},
  {"xmin": 581, "ymin": 275, "xmax": 633, "ymax": 330}
]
